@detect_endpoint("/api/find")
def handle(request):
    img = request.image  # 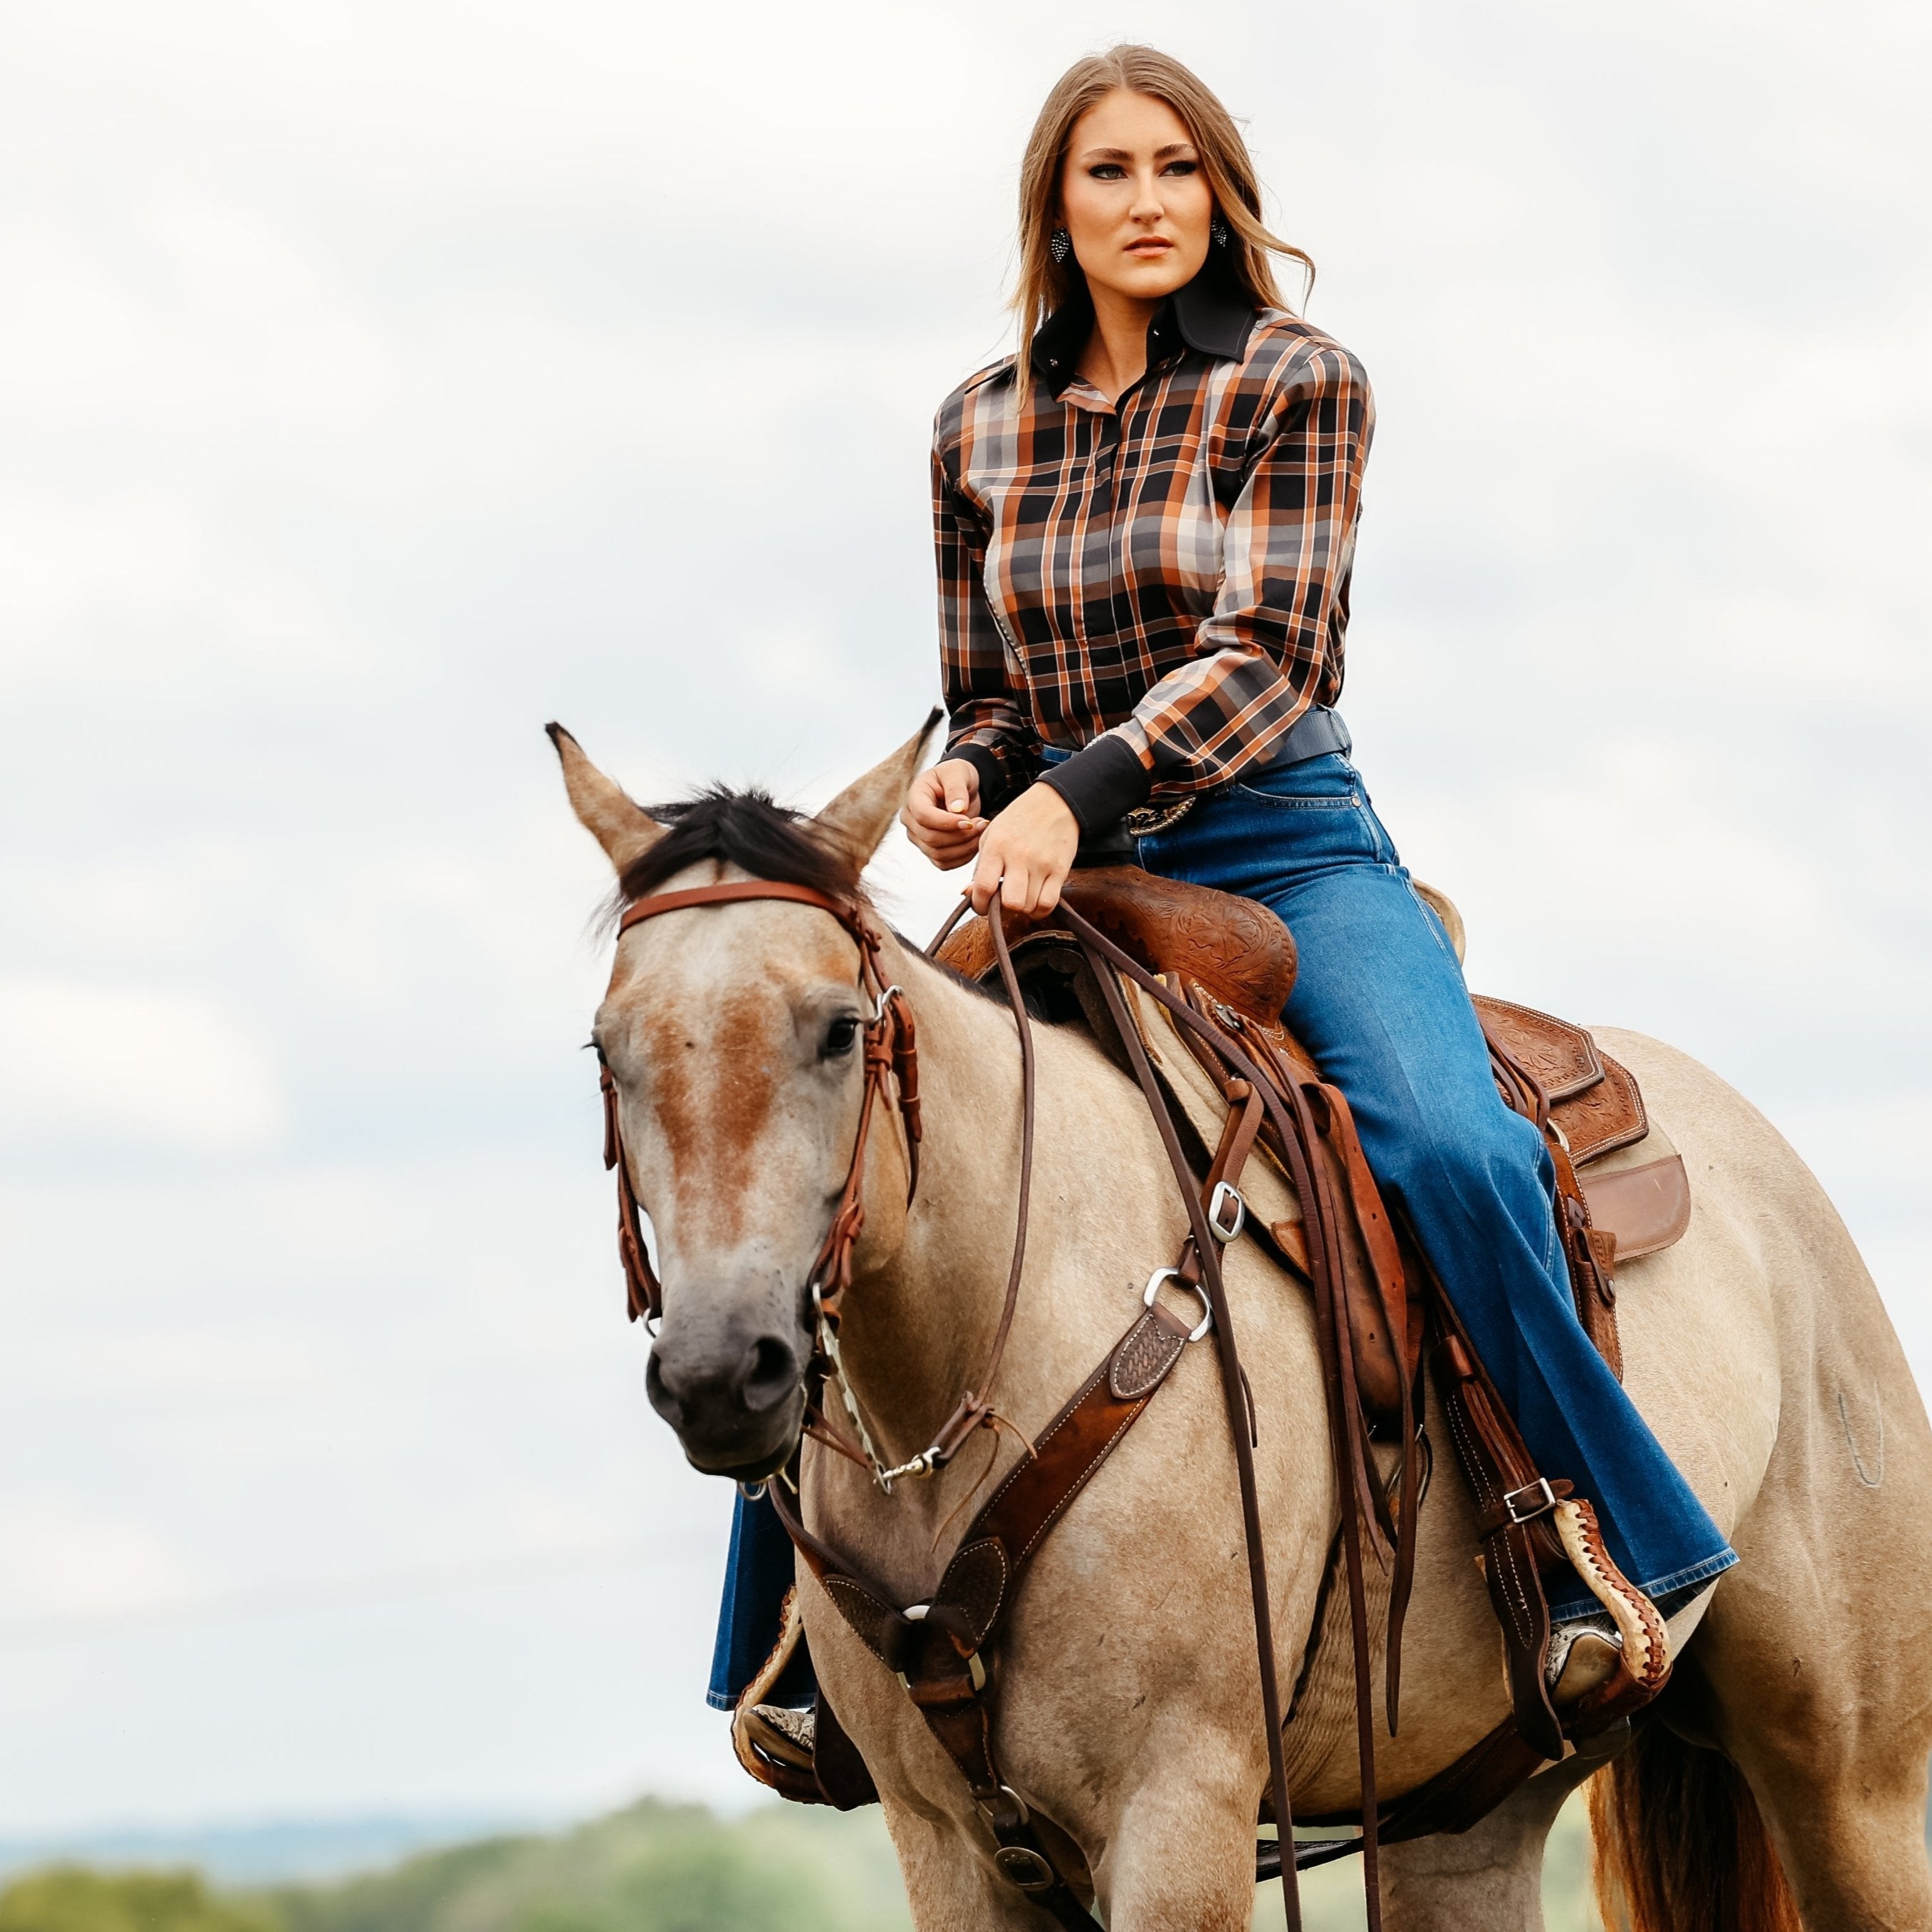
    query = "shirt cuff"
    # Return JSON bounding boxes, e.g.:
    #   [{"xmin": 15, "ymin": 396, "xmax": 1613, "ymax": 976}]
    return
[
  {"xmin": 947, "ymin": 742, "xmax": 1015, "ymax": 817},
  {"xmin": 1036, "ymin": 734, "xmax": 1152, "ymax": 834}
]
